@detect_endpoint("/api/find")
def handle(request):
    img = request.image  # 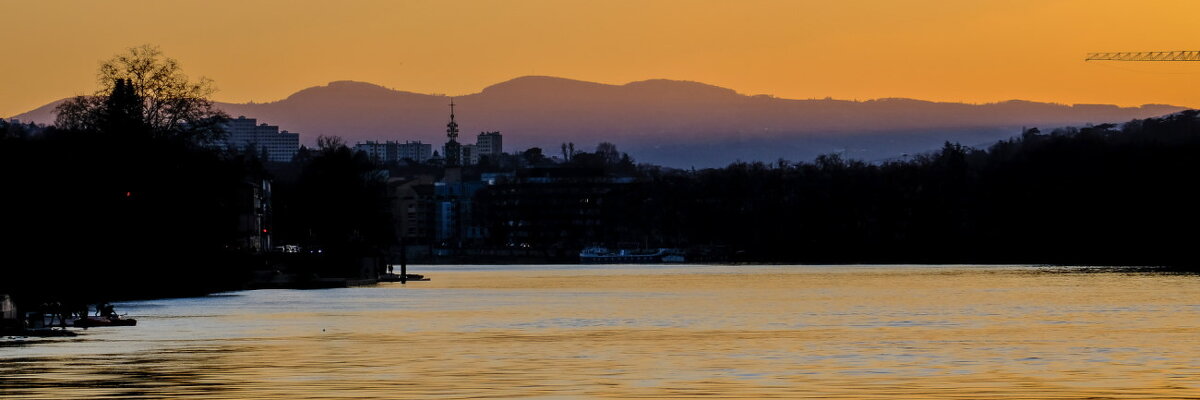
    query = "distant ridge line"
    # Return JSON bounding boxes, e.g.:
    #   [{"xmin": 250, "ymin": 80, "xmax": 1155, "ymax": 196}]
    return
[{"xmin": 9, "ymin": 76, "xmax": 1187, "ymax": 167}]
